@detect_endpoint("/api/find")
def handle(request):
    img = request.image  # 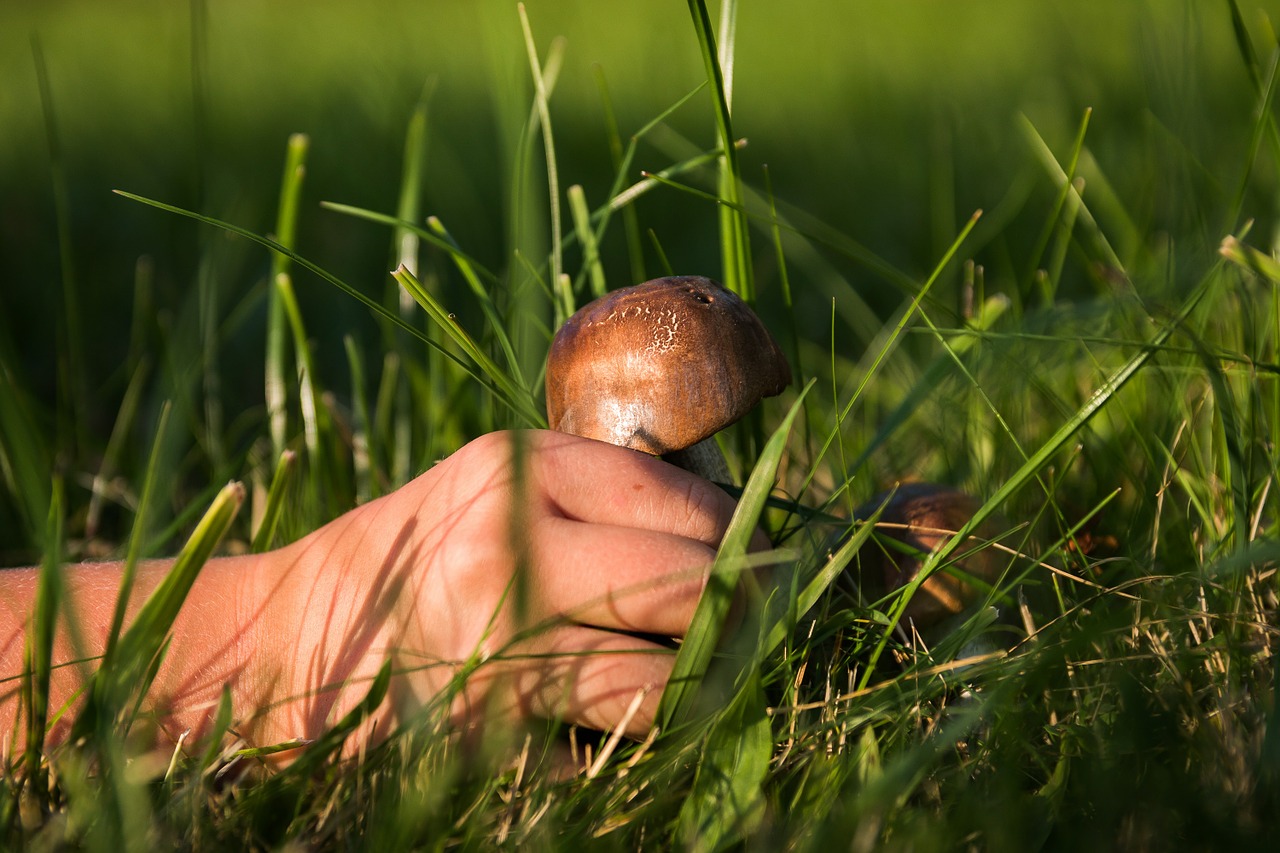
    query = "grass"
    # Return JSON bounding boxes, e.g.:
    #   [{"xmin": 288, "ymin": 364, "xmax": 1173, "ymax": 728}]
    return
[{"xmin": 2, "ymin": 0, "xmax": 1280, "ymax": 848}]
